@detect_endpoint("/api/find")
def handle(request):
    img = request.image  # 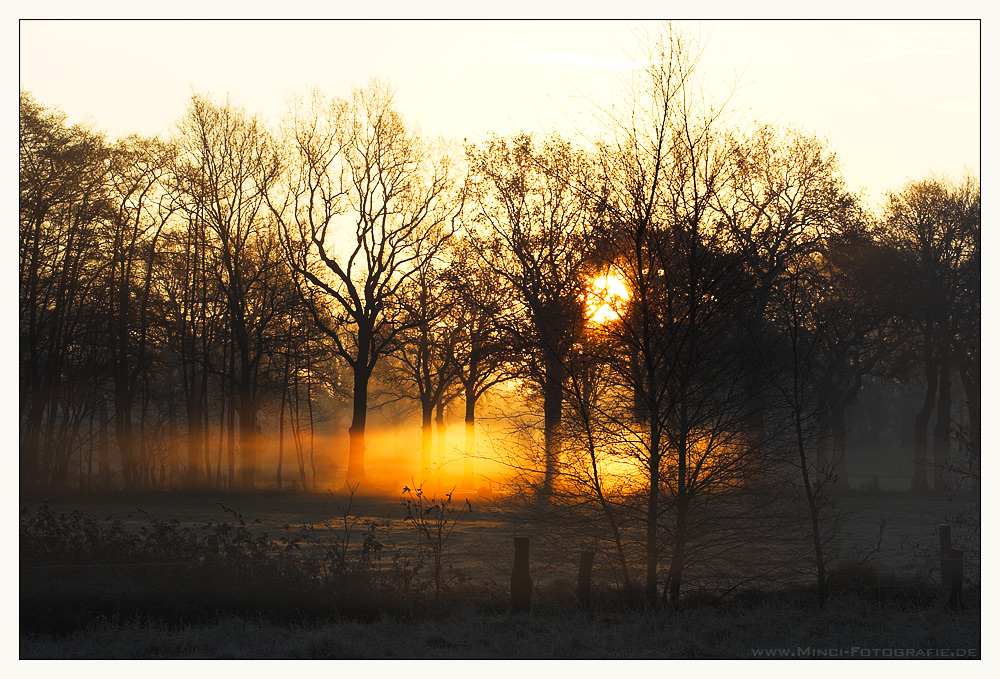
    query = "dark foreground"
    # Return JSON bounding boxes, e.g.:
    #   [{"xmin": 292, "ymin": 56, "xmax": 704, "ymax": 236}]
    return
[
  {"xmin": 21, "ymin": 599, "xmax": 980, "ymax": 660},
  {"xmin": 20, "ymin": 489, "xmax": 980, "ymax": 659}
]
